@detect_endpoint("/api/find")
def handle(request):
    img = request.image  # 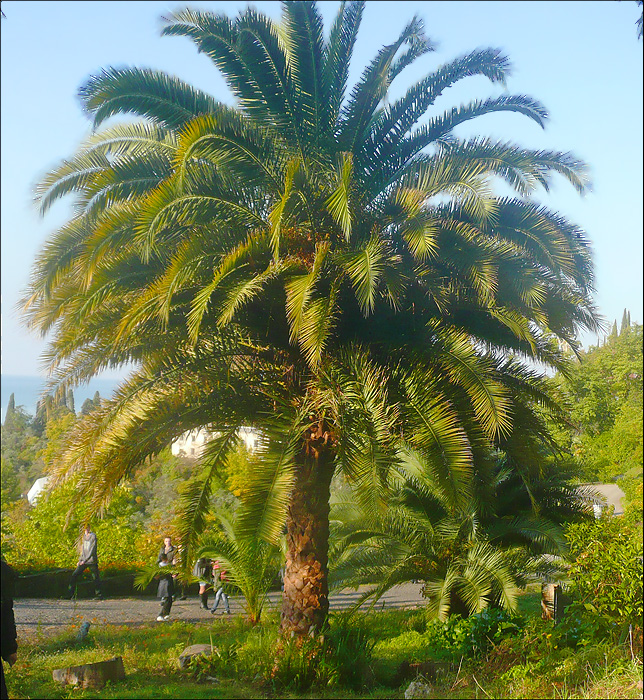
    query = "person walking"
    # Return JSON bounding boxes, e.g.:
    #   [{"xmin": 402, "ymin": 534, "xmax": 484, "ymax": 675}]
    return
[
  {"xmin": 156, "ymin": 553, "xmax": 174, "ymax": 621},
  {"xmin": 157, "ymin": 536, "xmax": 176, "ymax": 566},
  {"xmin": 192, "ymin": 557, "xmax": 213, "ymax": 610},
  {"xmin": 1, "ymin": 558, "xmax": 18, "ymax": 700},
  {"xmin": 66, "ymin": 524, "xmax": 103, "ymax": 600},
  {"xmin": 210, "ymin": 561, "xmax": 231, "ymax": 615},
  {"xmin": 158, "ymin": 536, "xmax": 185, "ymax": 601}
]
